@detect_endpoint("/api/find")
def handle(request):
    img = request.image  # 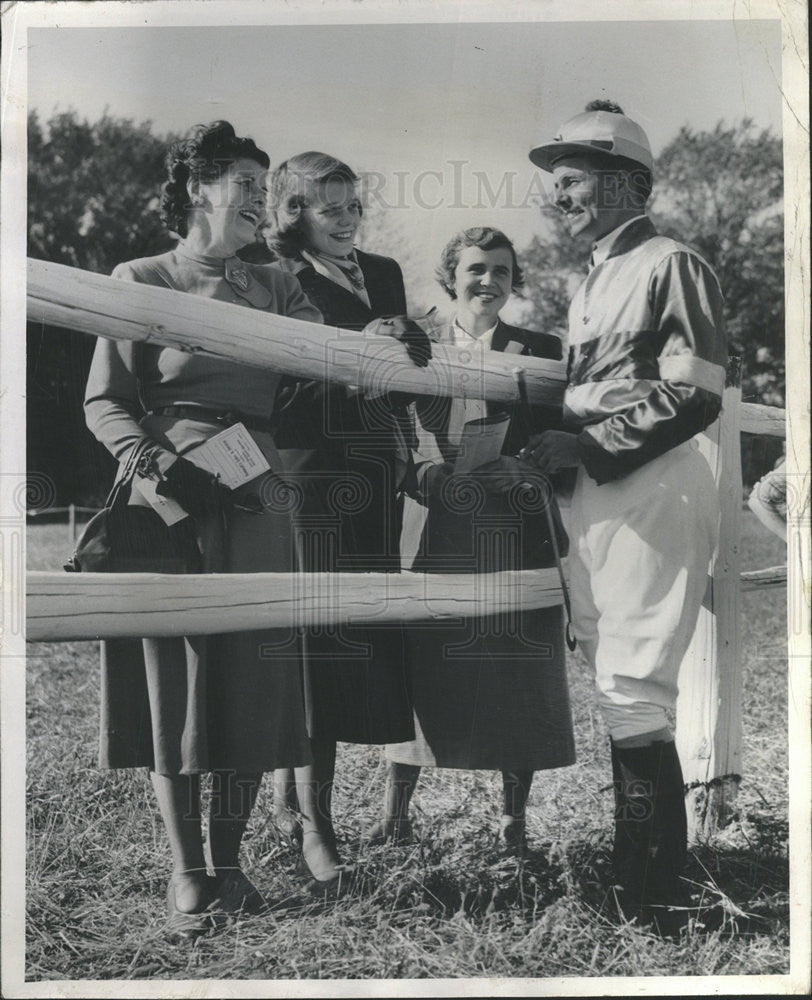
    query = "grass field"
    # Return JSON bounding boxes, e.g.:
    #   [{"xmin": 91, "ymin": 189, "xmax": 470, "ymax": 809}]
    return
[{"xmin": 23, "ymin": 512, "xmax": 790, "ymax": 984}]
